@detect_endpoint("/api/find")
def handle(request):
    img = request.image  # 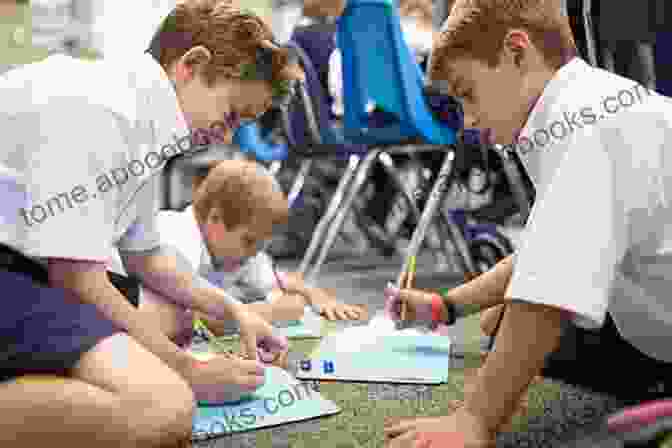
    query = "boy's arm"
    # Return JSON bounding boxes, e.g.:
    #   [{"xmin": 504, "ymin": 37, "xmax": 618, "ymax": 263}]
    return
[
  {"xmin": 464, "ymin": 300, "xmax": 566, "ymax": 433},
  {"xmin": 121, "ymin": 246, "xmax": 245, "ymax": 321},
  {"xmin": 47, "ymin": 259, "xmax": 194, "ymax": 375},
  {"xmin": 466, "ymin": 128, "xmax": 628, "ymax": 432},
  {"xmin": 440, "ymin": 254, "xmax": 515, "ymax": 318}
]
